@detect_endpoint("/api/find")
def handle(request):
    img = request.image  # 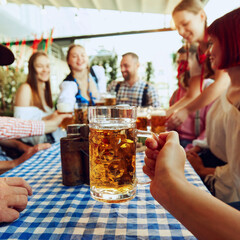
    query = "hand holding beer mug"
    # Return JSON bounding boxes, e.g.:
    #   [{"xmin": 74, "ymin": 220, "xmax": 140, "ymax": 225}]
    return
[
  {"xmin": 57, "ymin": 102, "xmax": 74, "ymax": 130},
  {"xmin": 88, "ymin": 106, "xmax": 156, "ymax": 203},
  {"xmin": 151, "ymin": 108, "xmax": 167, "ymax": 134}
]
